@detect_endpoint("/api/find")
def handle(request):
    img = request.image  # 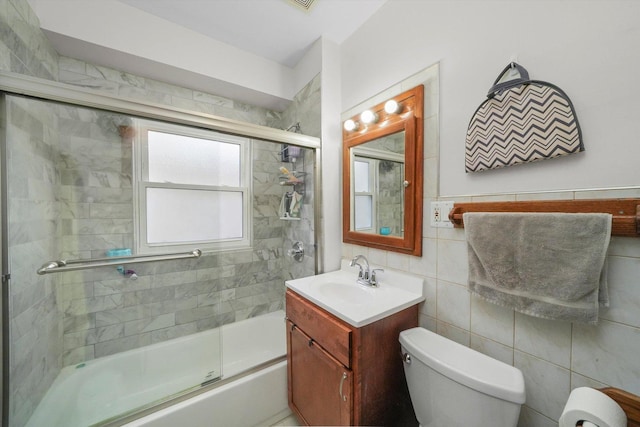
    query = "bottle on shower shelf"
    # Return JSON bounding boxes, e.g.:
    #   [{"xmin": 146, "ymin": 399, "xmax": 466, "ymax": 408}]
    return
[{"xmin": 279, "ymin": 166, "xmax": 300, "ymax": 183}]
